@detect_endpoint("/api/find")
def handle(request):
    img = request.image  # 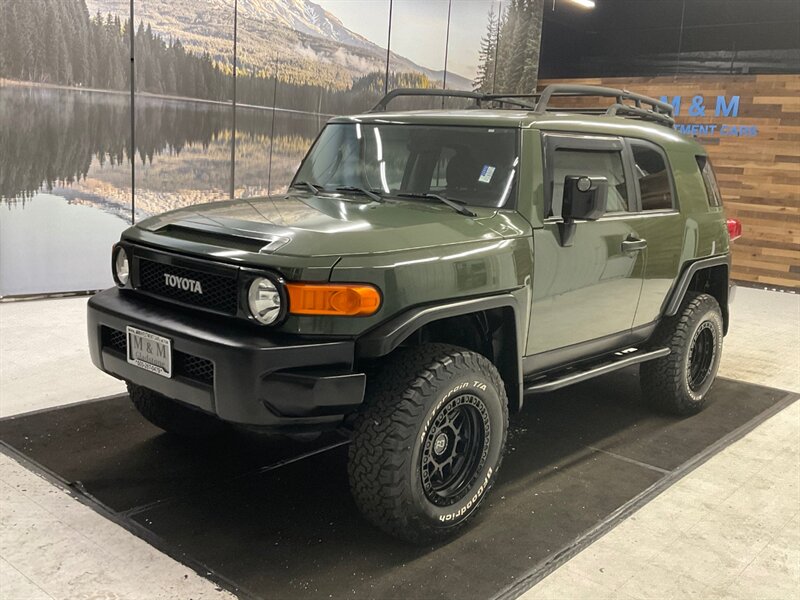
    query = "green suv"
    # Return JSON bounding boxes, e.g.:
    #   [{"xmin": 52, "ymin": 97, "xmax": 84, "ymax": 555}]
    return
[{"xmin": 88, "ymin": 85, "xmax": 740, "ymax": 543}]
